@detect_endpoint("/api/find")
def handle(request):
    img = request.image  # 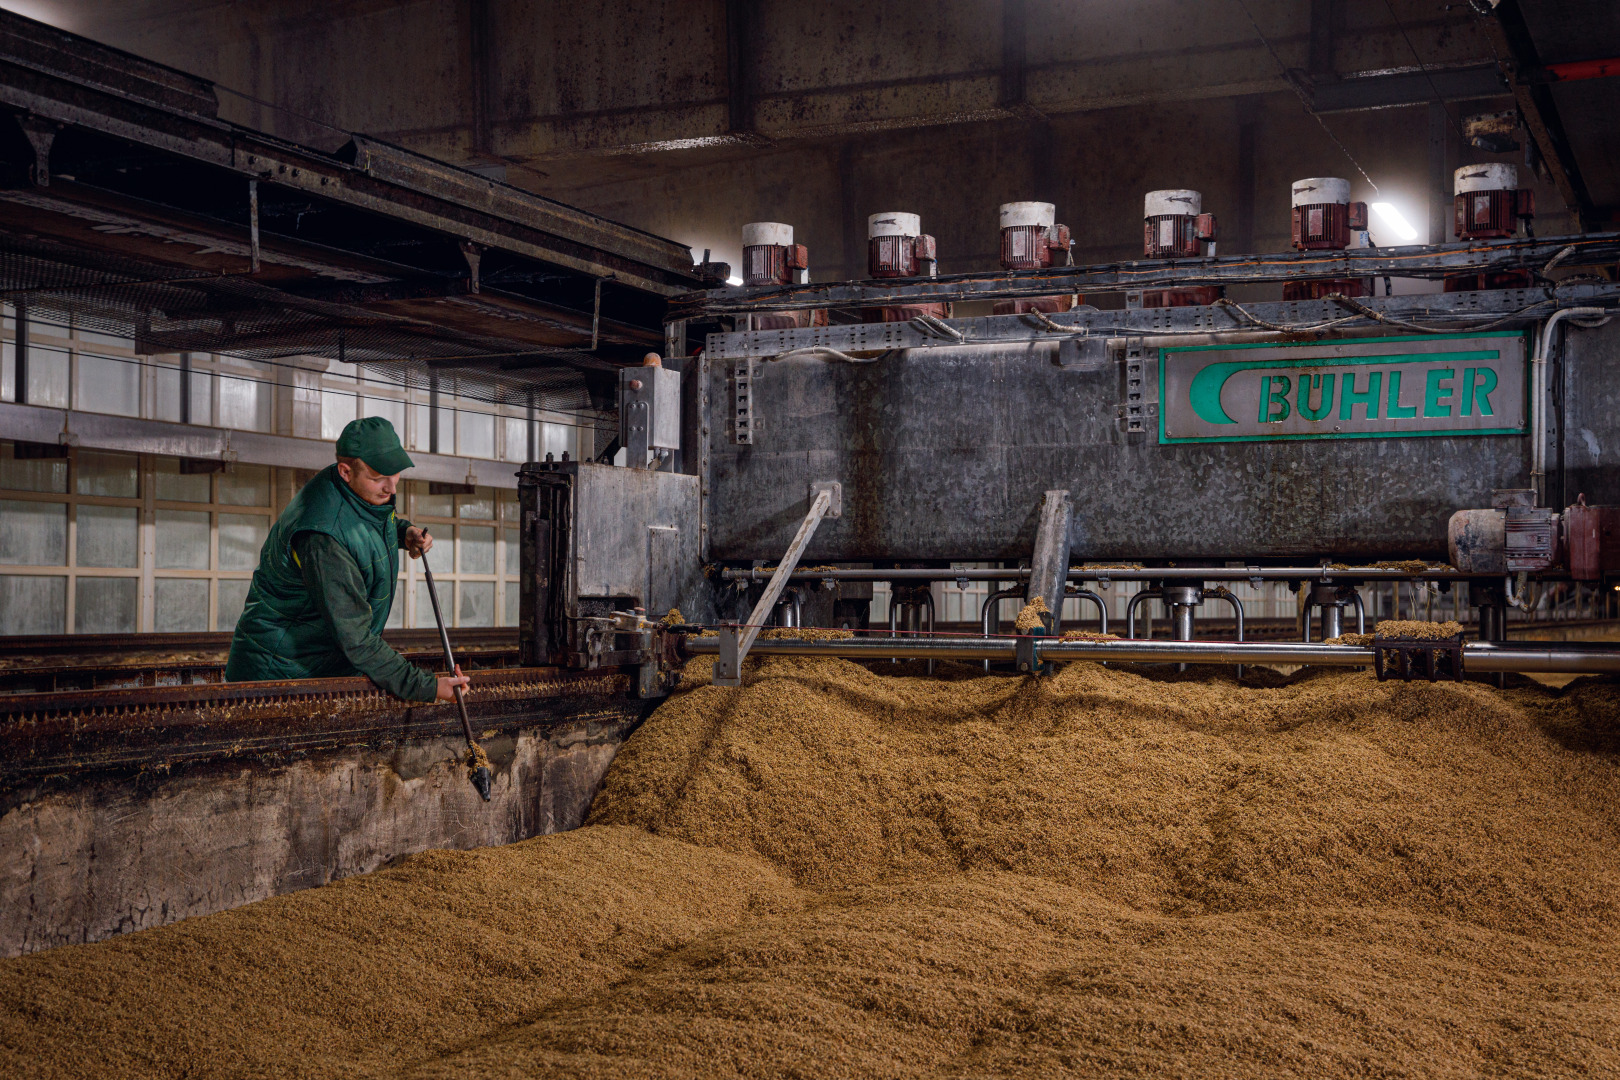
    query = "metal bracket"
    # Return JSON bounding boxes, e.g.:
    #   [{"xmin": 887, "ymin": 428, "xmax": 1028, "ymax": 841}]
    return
[
  {"xmin": 728, "ymin": 358, "xmax": 760, "ymax": 444},
  {"xmin": 811, "ymin": 480, "xmax": 842, "ymax": 519},
  {"xmin": 460, "ymin": 240, "xmax": 484, "ymax": 294},
  {"xmin": 711, "ymin": 484, "xmax": 836, "ymax": 686},
  {"xmin": 1015, "ymin": 631, "xmax": 1041, "ymax": 674},
  {"xmin": 1056, "ymin": 335, "xmax": 1110, "ymax": 369},
  {"xmin": 1372, "ymin": 635, "xmax": 1464, "ymax": 682},
  {"xmin": 17, "ymin": 116, "xmax": 55, "ymax": 187},
  {"xmin": 1114, "ymin": 339, "xmax": 1157, "ymax": 434},
  {"xmin": 713, "ymin": 625, "xmax": 742, "ymax": 687}
]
